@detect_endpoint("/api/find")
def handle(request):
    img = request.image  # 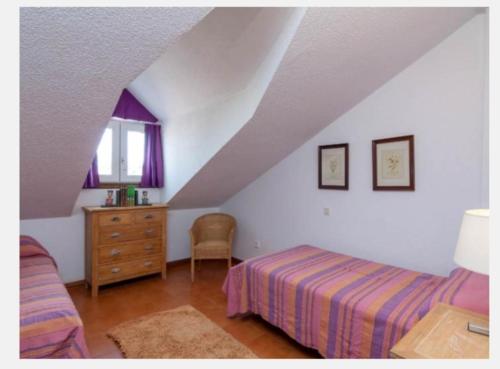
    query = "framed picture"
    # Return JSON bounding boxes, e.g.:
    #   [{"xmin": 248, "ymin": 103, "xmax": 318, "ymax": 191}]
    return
[
  {"xmin": 318, "ymin": 143, "xmax": 349, "ymax": 190},
  {"xmin": 372, "ymin": 135, "xmax": 414, "ymax": 191}
]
